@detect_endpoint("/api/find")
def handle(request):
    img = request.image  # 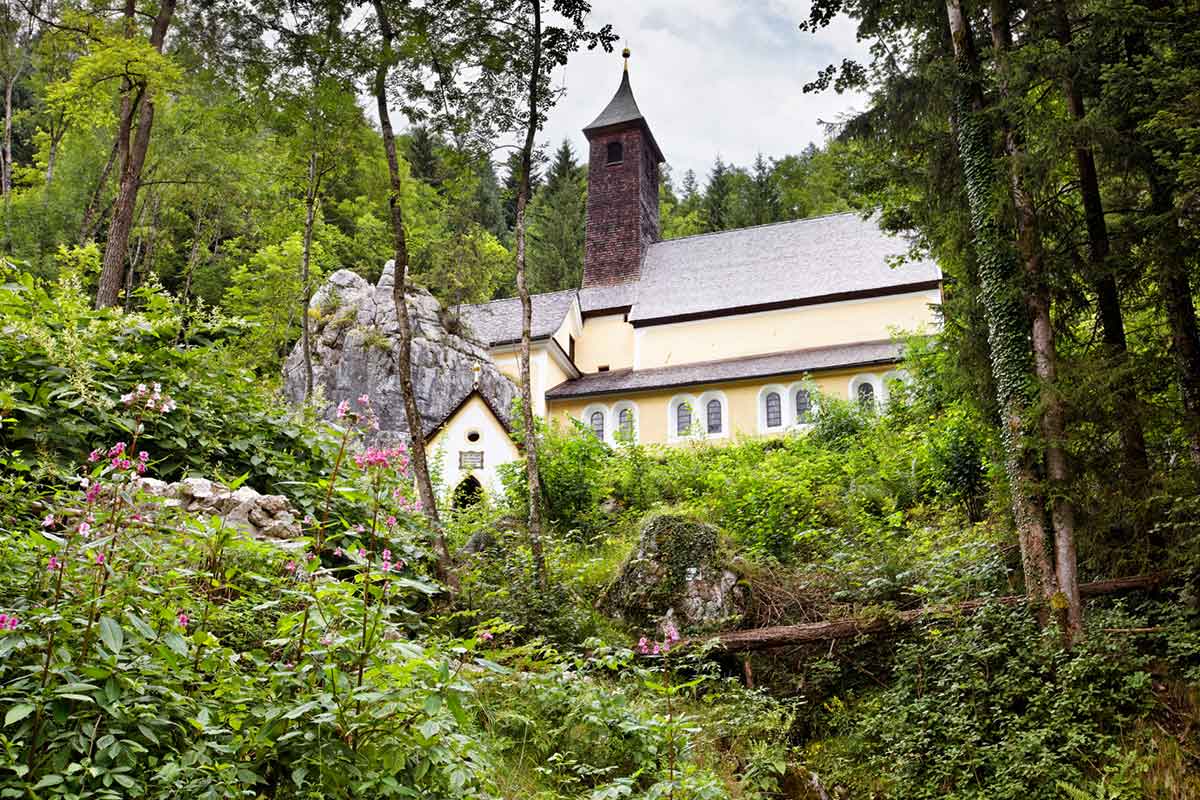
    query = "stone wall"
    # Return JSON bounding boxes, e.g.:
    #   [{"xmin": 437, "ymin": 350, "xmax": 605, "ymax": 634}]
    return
[{"xmin": 283, "ymin": 262, "xmax": 516, "ymax": 441}]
